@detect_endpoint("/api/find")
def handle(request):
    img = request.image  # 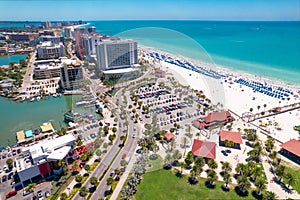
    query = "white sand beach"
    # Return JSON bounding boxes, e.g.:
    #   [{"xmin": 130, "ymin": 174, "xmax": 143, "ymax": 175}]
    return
[{"xmin": 140, "ymin": 46, "xmax": 300, "ymax": 144}]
